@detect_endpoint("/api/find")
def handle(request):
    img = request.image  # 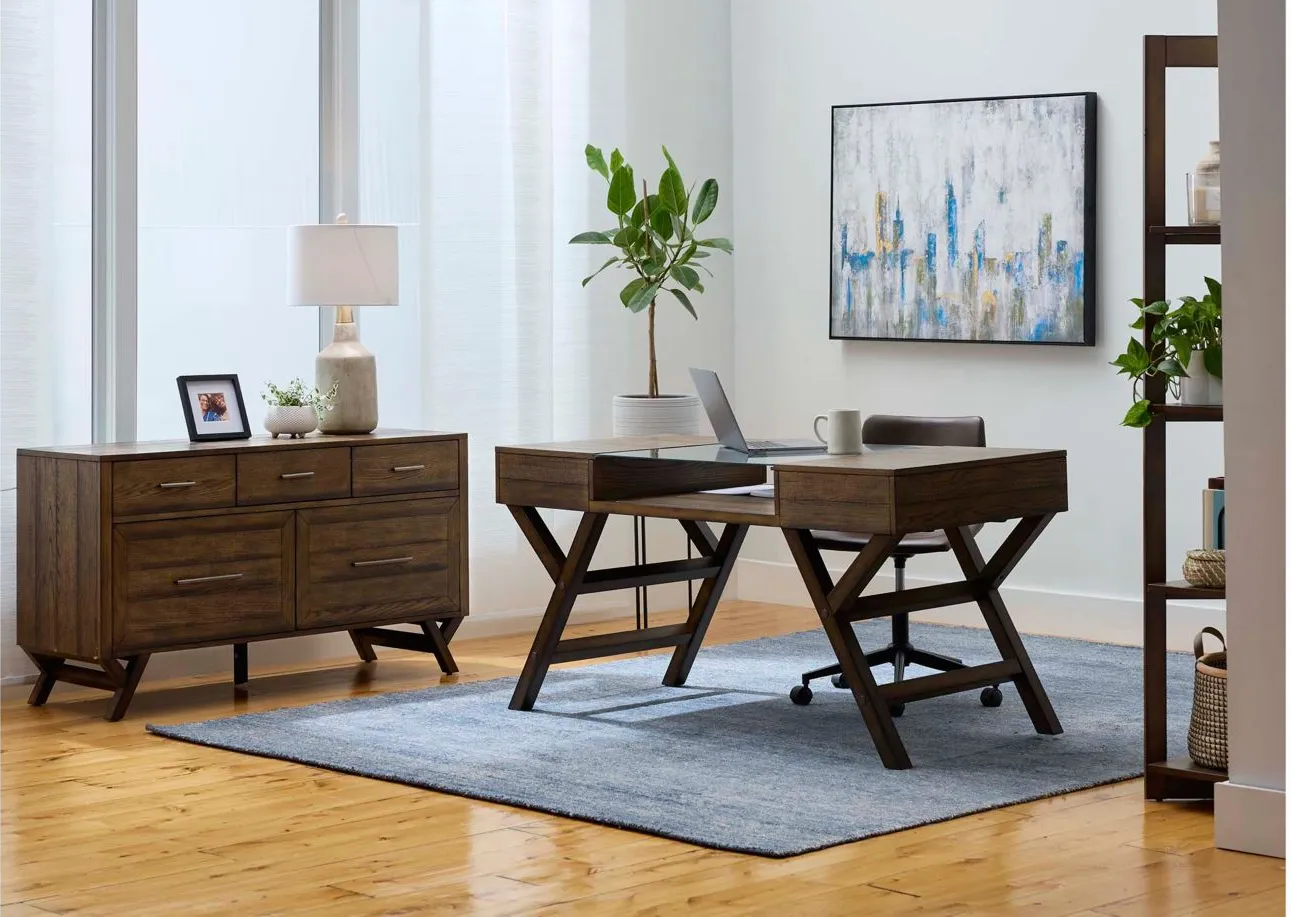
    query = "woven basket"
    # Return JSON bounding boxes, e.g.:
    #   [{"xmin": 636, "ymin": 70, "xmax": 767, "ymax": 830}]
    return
[
  {"xmin": 1187, "ymin": 626, "xmax": 1228, "ymax": 770},
  {"xmin": 1182, "ymin": 548, "xmax": 1226, "ymax": 588}
]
